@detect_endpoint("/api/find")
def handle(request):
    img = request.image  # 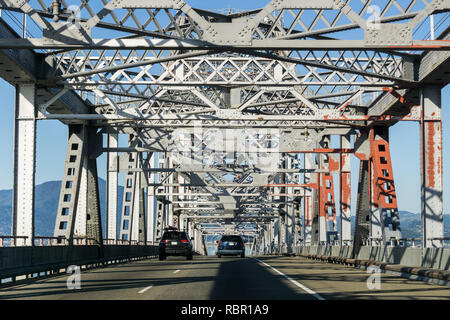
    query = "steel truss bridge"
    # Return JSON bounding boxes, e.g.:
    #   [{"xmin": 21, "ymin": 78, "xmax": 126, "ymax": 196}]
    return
[{"xmin": 0, "ymin": 0, "xmax": 450, "ymax": 297}]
